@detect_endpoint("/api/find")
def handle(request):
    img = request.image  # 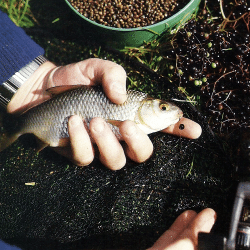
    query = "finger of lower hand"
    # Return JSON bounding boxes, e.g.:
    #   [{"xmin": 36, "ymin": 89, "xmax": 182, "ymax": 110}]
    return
[
  {"xmin": 165, "ymin": 238, "xmax": 194, "ymax": 250},
  {"xmin": 162, "ymin": 117, "xmax": 202, "ymax": 139},
  {"xmin": 90, "ymin": 118, "xmax": 126, "ymax": 170},
  {"xmin": 148, "ymin": 210, "xmax": 197, "ymax": 250},
  {"xmin": 119, "ymin": 121, "xmax": 153, "ymax": 163},
  {"xmin": 68, "ymin": 115, "xmax": 94, "ymax": 166},
  {"xmin": 179, "ymin": 208, "xmax": 216, "ymax": 248}
]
